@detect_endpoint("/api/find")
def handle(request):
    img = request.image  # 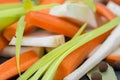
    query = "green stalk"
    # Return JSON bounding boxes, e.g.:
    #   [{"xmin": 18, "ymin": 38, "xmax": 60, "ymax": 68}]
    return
[
  {"xmin": 72, "ymin": 23, "xmax": 87, "ymax": 39},
  {"xmin": 40, "ymin": 17, "xmax": 120, "ymax": 80},
  {"xmin": 15, "ymin": 16, "xmax": 26, "ymax": 76},
  {"xmin": 18, "ymin": 16, "xmax": 120, "ymax": 80},
  {"xmin": 0, "ymin": 3, "xmax": 22, "ymax": 10},
  {"xmin": 0, "ymin": 3, "xmax": 59, "ymax": 32}
]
